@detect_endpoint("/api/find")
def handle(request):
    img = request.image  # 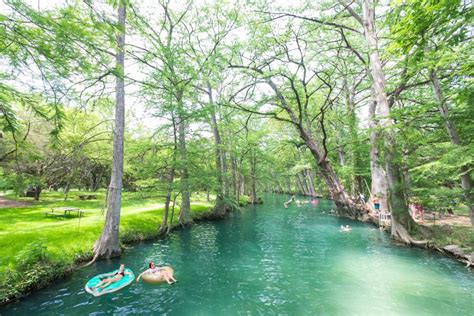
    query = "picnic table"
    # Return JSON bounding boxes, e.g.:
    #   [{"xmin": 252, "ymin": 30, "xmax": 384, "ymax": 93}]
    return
[
  {"xmin": 44, "ymin": 207, "xmax": 85, "ymax": 218},
  {"xmin": 78, "ymin": 194, "xmax": 97, "ymax": 200}
]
